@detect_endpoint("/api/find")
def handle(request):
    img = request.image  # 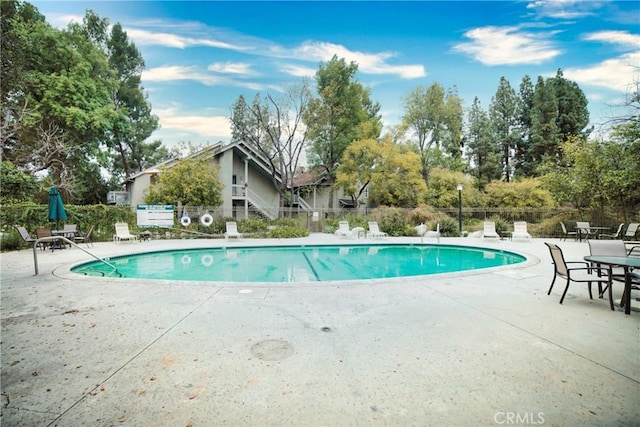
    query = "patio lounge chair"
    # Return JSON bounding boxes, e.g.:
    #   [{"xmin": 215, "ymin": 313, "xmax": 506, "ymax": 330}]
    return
[
  {"xmin": 224, "ymin": 222, "xmax": 242, "ymax": 240},
  {"xmin": 61, "ymin": 224, "xmax": 77, "ymax": 248},
  {"xmin": 74, "ymin": 224, "xmax": 95, "ymax": 247},
  {"xmin": 113, "ymin": 222, "xmax": 138, "ymax": 243},
  {"xmin": 623, "ymin": 223, "xmax": 639, "ymax": 241},
  {"xmin": 545, "ymin": 242, "xmax": 610, "ymax": 305},
  {"xmin": 482, "ymin": 221, "xmax": 500, "ymax": 239},
  {"xmin": 366, "ymin": 221, "xmax": 388, "ymax": 239},
  {"xmin": 560, "ymin": 222, "xmax": 578, "ymax": 241},
  {"xmin": 511, "ymin": 221, "xmax": 532, "ymax": 241},
  {"xmin": 600, "ymin": 223, "xmax": 624, "ymax": 240},
  {"xmin": 334, "ymin": 221, "xmax": 352, "ymax": 238},
  {"xmin": 588, "ymin": 240, "xmax": 628, "ymax": 310},
  {"xmin": 416, "ymin": 223, "xmax": 441, "ymax": 243},
  {"xmin": 16, "ymin": 226, "xmax": 36, "ymax": 245},
  {"xmin": 575, "ymin": 221, "xmax": 592, "ymax": 241}
]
